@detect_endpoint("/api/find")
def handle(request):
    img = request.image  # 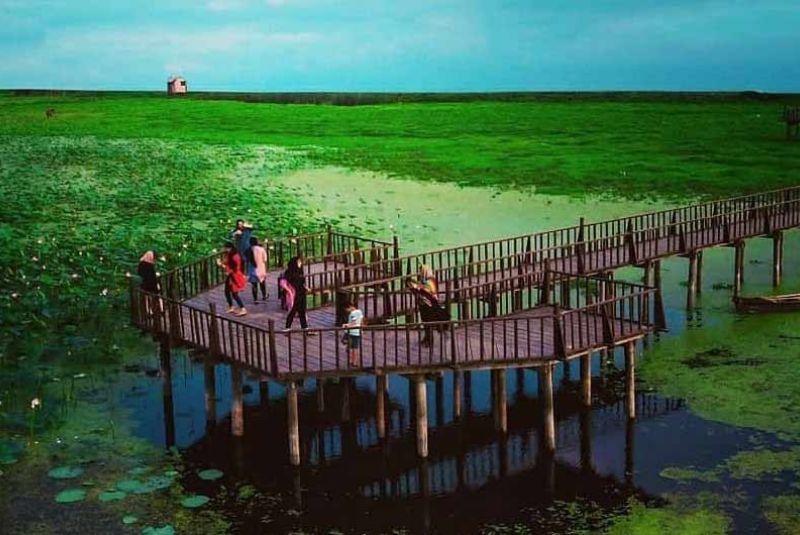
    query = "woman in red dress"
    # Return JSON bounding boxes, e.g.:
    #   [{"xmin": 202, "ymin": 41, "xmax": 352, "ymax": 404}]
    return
[{"xmin": 219, "ymin": 241, "xmax": 248, "ymax": 316}]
